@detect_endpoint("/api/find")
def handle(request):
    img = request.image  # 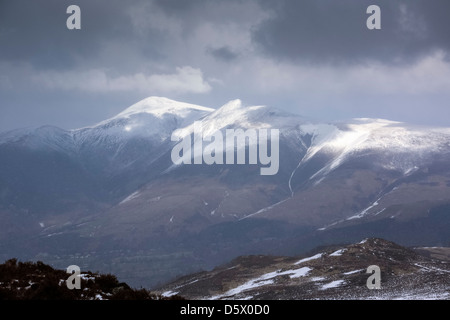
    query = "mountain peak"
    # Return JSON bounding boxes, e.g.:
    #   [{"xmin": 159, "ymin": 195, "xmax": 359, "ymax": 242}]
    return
[
  {"xmin": 113, "ymin": 96, "xmax": 214, "ymax": 120},
  {"xmin": 78, "ymin": 96, "xmax": 215, "ymax": 135},
  {"xmin": 218, "ymin": 99, "xmax": 244, "ymax": 111}
]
